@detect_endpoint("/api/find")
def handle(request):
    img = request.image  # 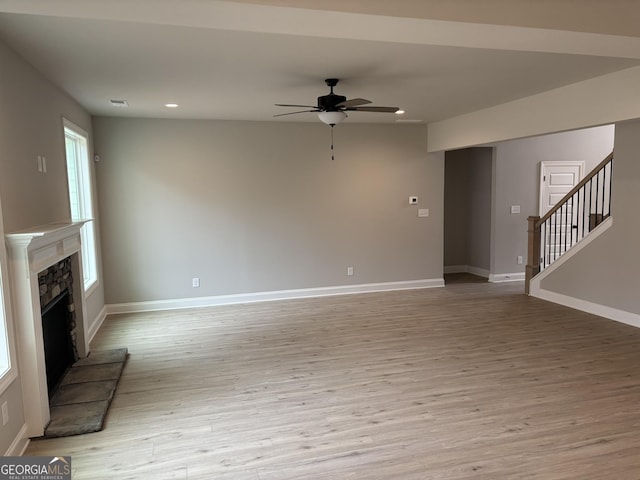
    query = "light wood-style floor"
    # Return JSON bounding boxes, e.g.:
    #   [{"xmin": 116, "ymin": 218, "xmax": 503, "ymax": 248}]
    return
[{"xmin": 26, "ymin": 282, "xmax": 640, "ymax": 479}]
